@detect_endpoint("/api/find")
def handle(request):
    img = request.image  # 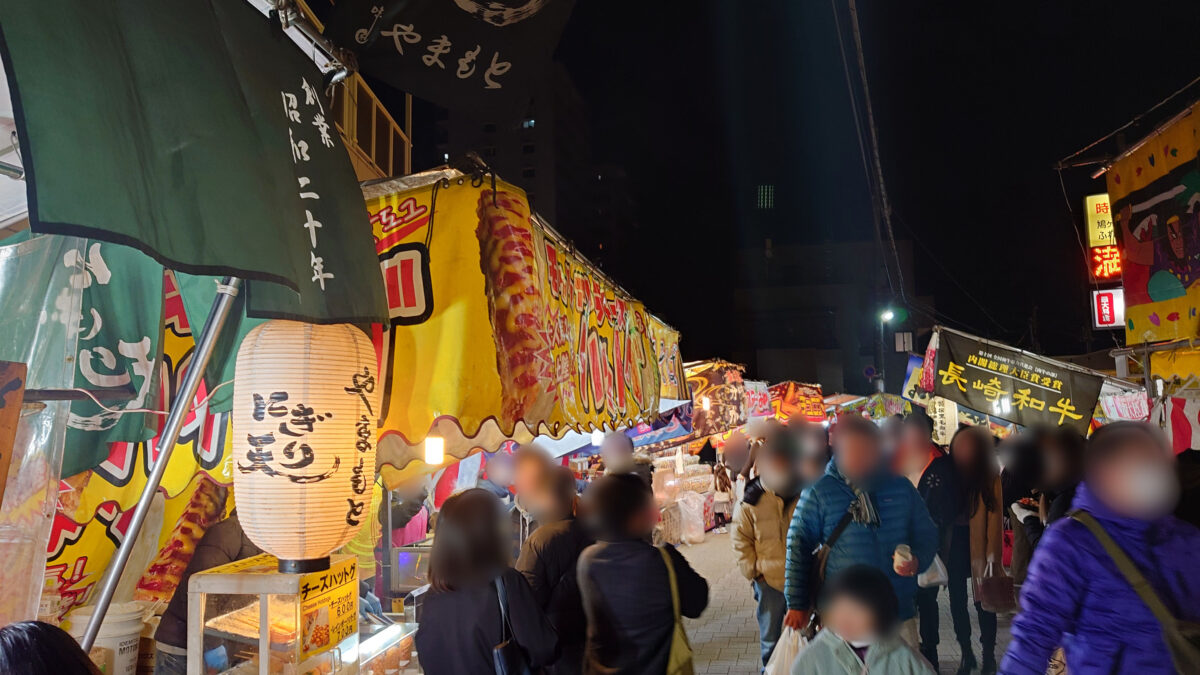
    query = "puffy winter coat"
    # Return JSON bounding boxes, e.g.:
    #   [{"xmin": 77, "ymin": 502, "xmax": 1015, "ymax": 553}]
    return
[
  {"xmin": 784, "ymin": 461, "xmax": 939, "ymax": 619},
  {"xmin": 791, "ymin": 628, "xmax": 935, "ymax": 675},
  {"xmin": 731, "ymin": 477, "xmax": 799, "ymax": 591},
  {"xmin": 1001, "ymin": 482, "xmax": 1200, "ymax": 675}
]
